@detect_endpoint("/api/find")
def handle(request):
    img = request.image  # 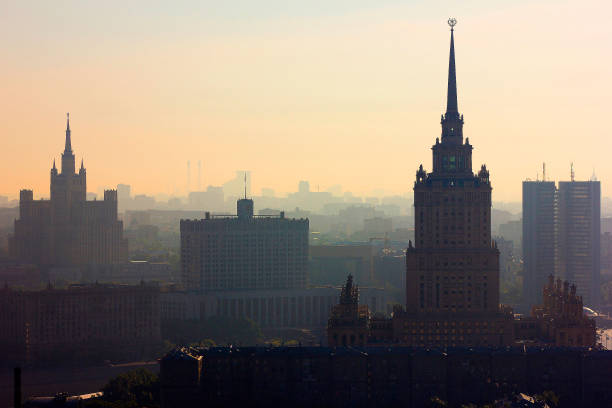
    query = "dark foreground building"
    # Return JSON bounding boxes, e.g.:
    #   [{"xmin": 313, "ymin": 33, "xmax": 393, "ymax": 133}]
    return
[
  {"xmin": 0, "ymin": 283, "xmax": 160, "ymax": 363},
  {"xmin": 160, "ymin": 346, "xmax": 612, "ymax": 408}
]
